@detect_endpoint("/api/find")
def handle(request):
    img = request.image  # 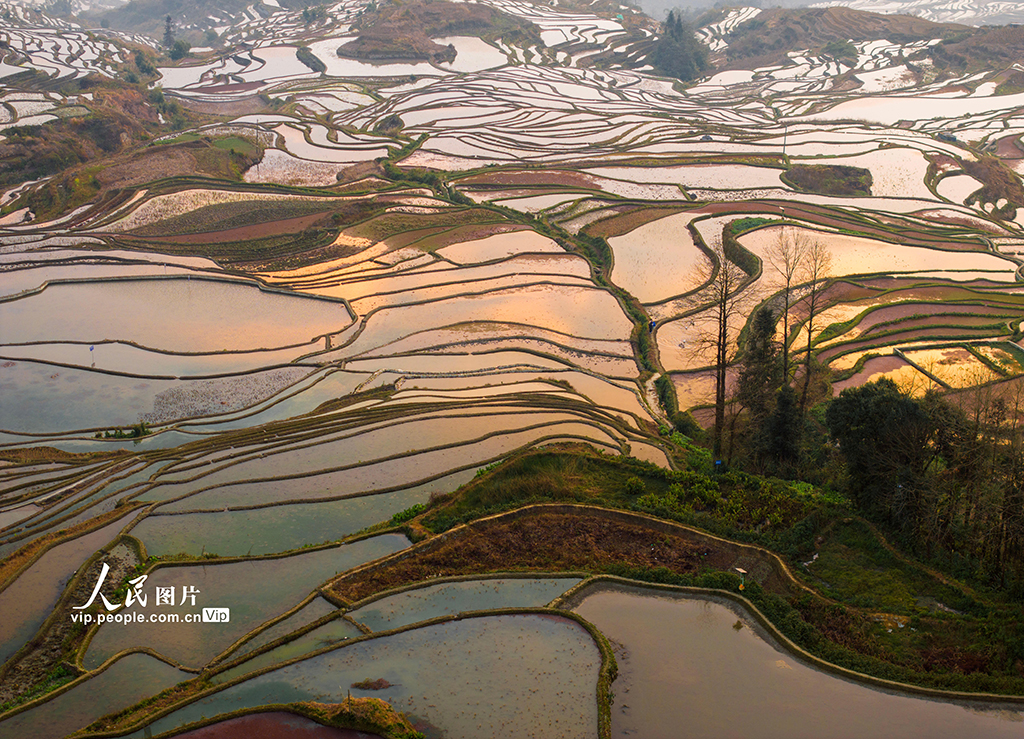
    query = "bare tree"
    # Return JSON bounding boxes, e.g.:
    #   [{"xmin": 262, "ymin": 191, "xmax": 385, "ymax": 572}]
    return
[
  {"xmin": 764, "ymin": 225, "xmax": 807, "ymax": 380},
  {"xmin": 798, "ymin": 238, "xmax": 832, "ymax": 415},
  {"xmin": 685, "ymin": 233, "xmax": 750, "ymax": 459}
]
